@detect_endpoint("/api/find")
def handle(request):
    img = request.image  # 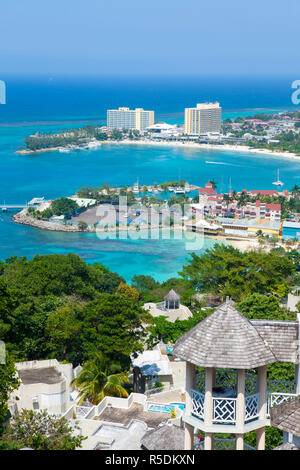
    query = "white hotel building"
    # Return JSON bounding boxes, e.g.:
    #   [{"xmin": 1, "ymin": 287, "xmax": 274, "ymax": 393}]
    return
[
  {"xmin": 184, "ymin": 102, "xmax": 222, "ymax": 135},
  {"xmin": 107, "ymin": 107, "xmax": 154, "ymax": 132}
]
